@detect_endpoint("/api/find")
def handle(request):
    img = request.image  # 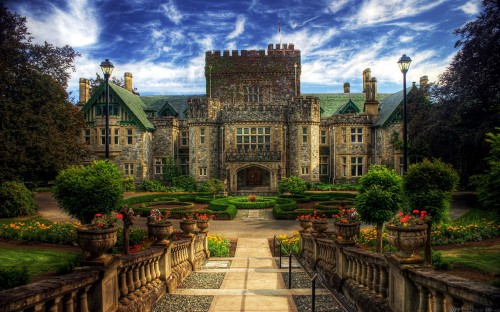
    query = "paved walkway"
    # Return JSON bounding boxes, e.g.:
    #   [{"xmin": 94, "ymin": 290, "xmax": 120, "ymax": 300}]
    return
[{"xmin": 171, "ymin": 238, "xmax": 334, "ymax": 311}]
